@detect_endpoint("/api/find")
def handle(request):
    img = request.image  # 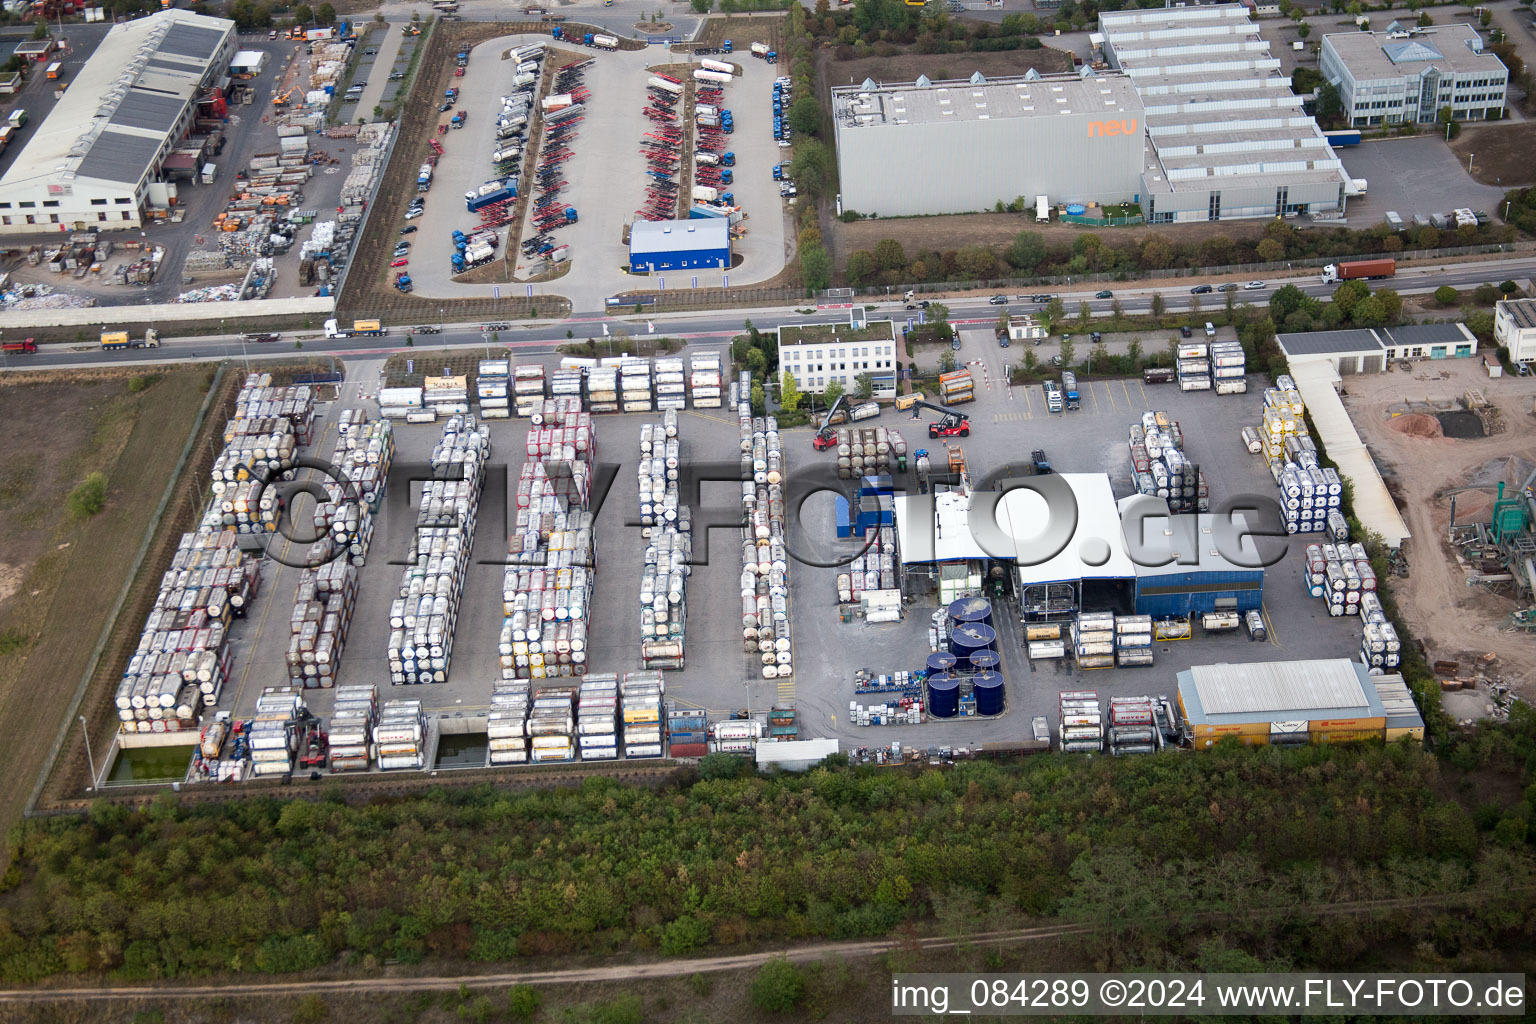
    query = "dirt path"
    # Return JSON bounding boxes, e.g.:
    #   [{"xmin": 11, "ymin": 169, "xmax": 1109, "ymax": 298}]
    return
[{"xmin": 1343, "ymin": 361, "xmax": 1536, "ymax": 693}]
